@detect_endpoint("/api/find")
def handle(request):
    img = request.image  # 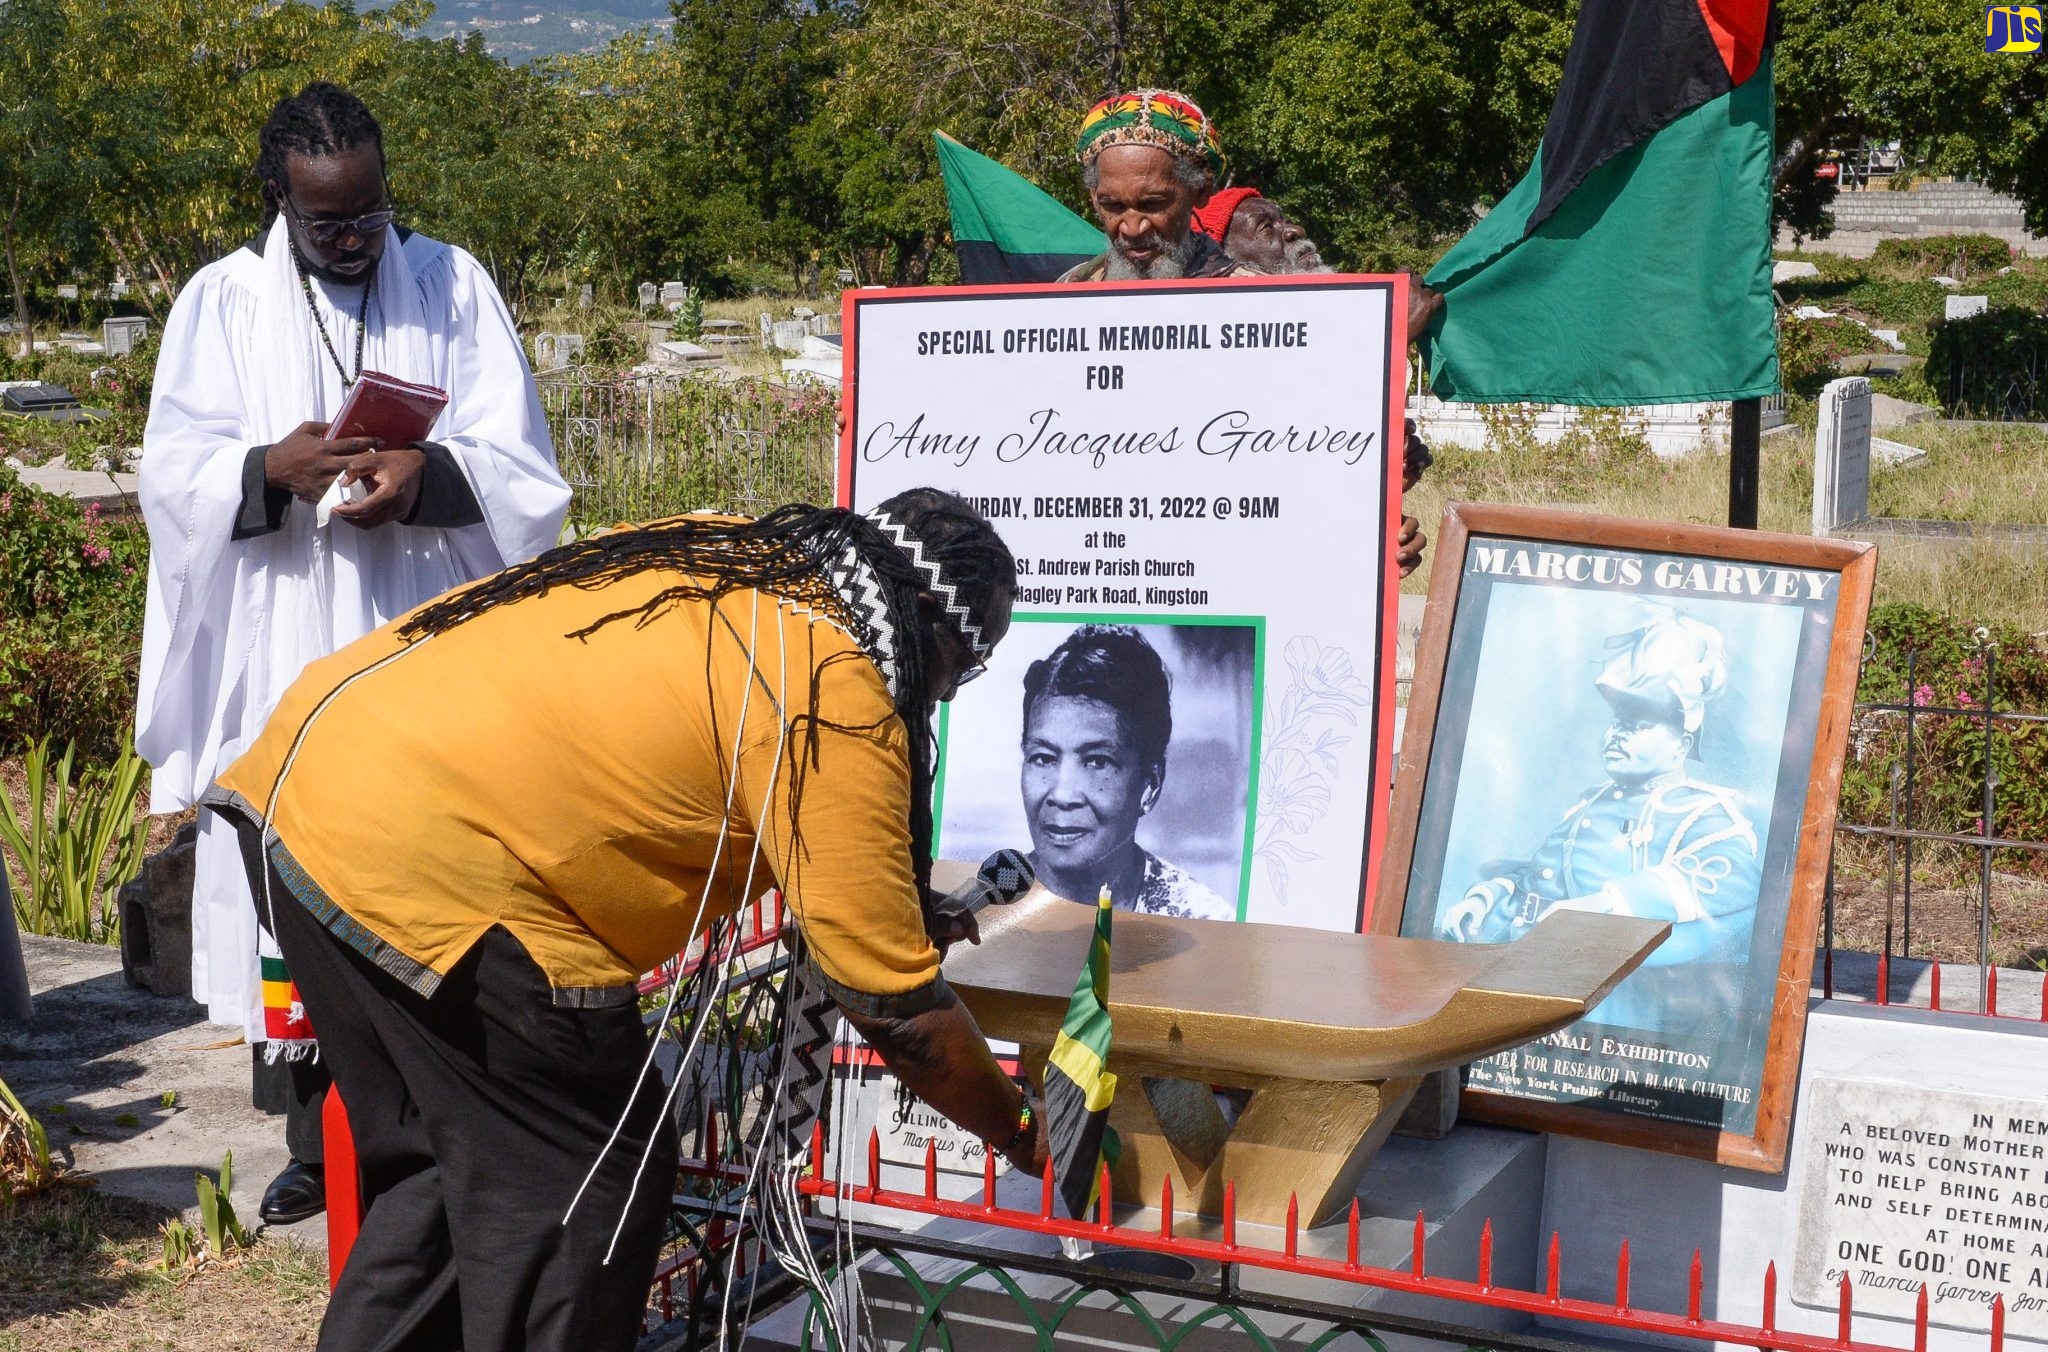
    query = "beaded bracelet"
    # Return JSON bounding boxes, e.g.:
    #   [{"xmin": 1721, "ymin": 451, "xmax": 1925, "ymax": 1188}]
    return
[{"xmin": 998, "ymin": 1097, "xmax": 1034, "ymax": 1156}]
